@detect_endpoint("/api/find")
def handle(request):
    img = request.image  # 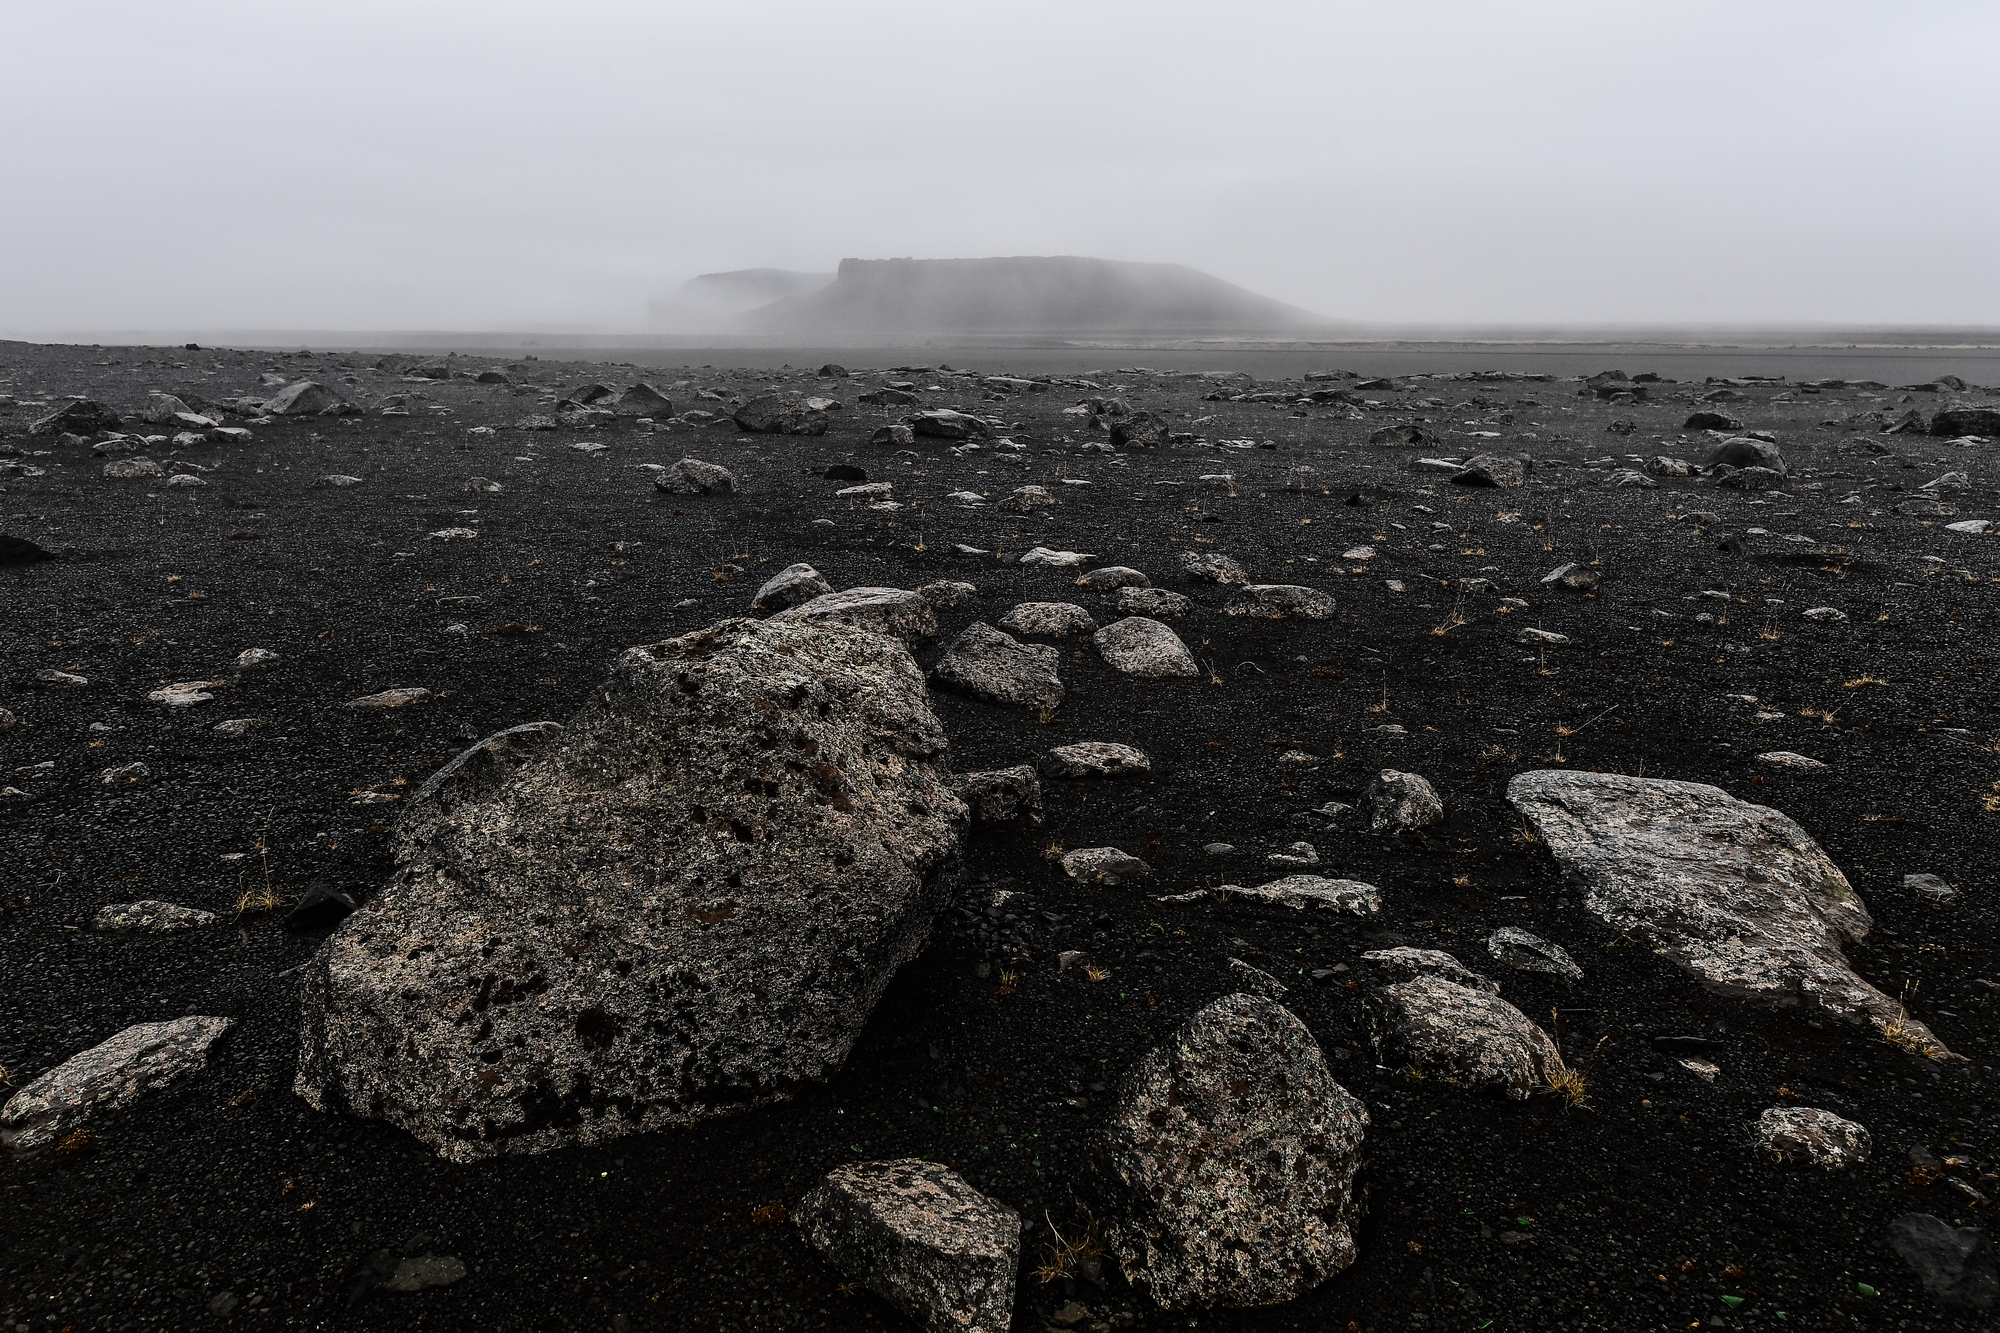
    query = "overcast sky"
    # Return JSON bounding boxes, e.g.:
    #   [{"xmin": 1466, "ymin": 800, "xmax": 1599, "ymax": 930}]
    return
[{"xmin": 2, "ymin": 1, "xmax": 1994, "ymax": 334}]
